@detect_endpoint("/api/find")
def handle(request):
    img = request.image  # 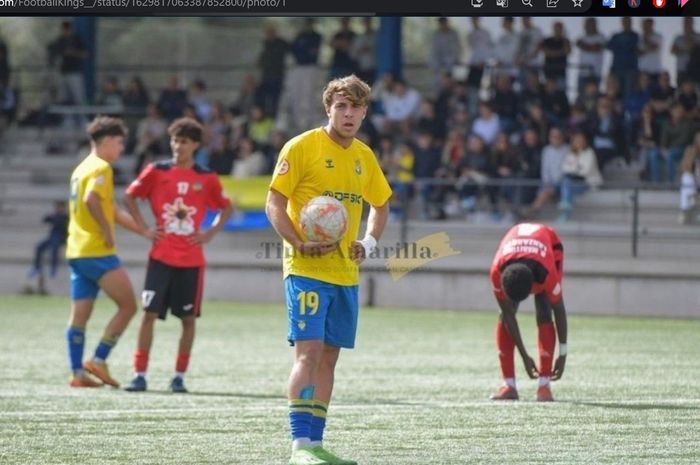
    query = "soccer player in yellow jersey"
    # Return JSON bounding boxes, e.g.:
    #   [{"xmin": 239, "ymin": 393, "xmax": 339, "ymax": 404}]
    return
[
  {"xmin": 65, "ymin": 116, "xmax": 143, "ymax": 388},
  {"xmin": 266, "ymin": 75, "xmax": 392, "ymax": 465}
]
